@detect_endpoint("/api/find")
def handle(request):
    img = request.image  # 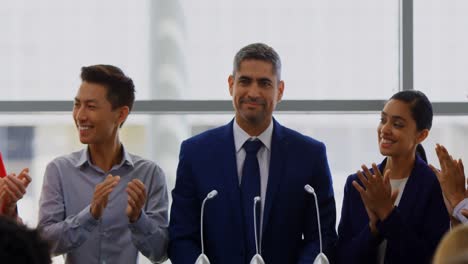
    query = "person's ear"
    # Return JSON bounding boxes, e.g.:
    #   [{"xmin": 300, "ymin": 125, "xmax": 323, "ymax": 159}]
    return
[
  {"xmin": 277, "ymin": 80, "xmax": 284, "ymax": 102},
  {"xmin": 117, "ymin": 106, "xmax": 130, "ymax": 127},
  {"xmin": 416, "ymin": 129, "xmax": 429, "ymax": 144},
  {"xmin": 228, "ymin": 75, "xmax": 234, "ymax": 96}
]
